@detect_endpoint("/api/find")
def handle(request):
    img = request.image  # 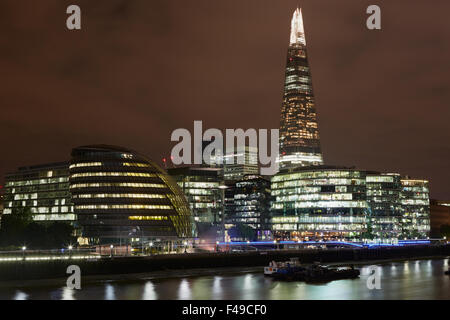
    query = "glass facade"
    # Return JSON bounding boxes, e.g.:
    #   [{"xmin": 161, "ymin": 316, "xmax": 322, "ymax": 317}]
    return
[
  {"xmin": 366, "ymin": 173, "xmax": 403, "ymax": 239},
  {"xmin": 223, "ymin": 146, "xmax": 259, "ymax": 182},
  {"xmin": 271, "ymin": 166, "xmax": 431, "ymax": 241},
  {"xmin": 168, "ymin": 167, "xmax": 222, "ymax": 238},
  {"xmin": 400, "ymin": 178, "xmax": 430, "ymax": 238},
  {"xmin": 279, "ymin": 8, "xmax": 323, "ymax": 169},
  {"xmin": 70, "ymin": 145, "xmax": 192, "ymax": 244},
  {"xmin": 225, "ymin": 175, "xmax": 272, "ymax": 241},
  {"xmin": 271, "ymin": 167, "xmax": 368, "ymax": 240},
  {"xmin": 3, "ymin": 162, "xmax": 75, "ymax": 223}
]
